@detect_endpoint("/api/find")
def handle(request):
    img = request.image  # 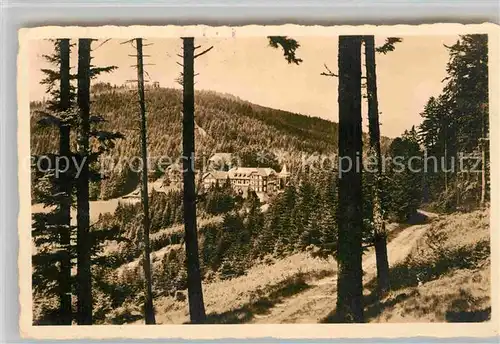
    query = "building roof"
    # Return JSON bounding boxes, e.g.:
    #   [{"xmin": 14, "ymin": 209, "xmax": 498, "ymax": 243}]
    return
[{"xmin": 228, "ymin": 167, "xmax": 277, "ymax": 178}]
